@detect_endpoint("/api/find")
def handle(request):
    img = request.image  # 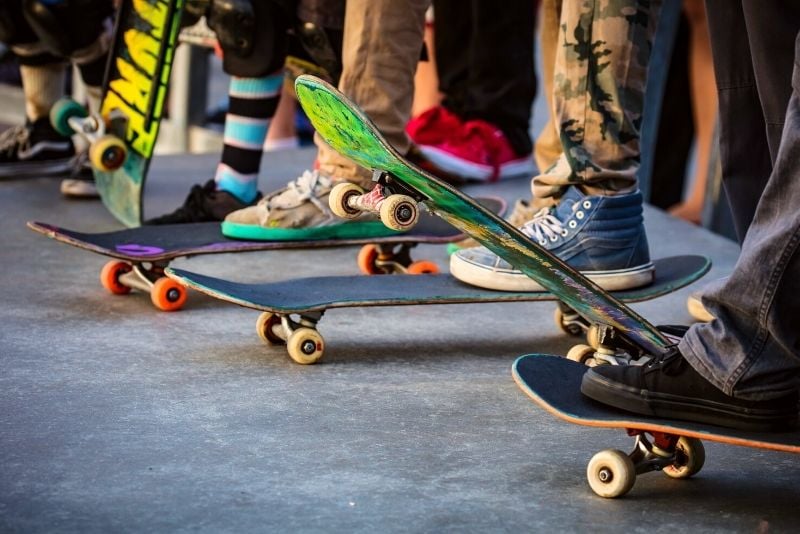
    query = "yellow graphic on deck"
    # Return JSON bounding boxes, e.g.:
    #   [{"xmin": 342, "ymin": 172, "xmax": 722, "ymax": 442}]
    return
[{"xmin": 101, "ymin": 0, "xmax": 170, "ymax": 158}]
